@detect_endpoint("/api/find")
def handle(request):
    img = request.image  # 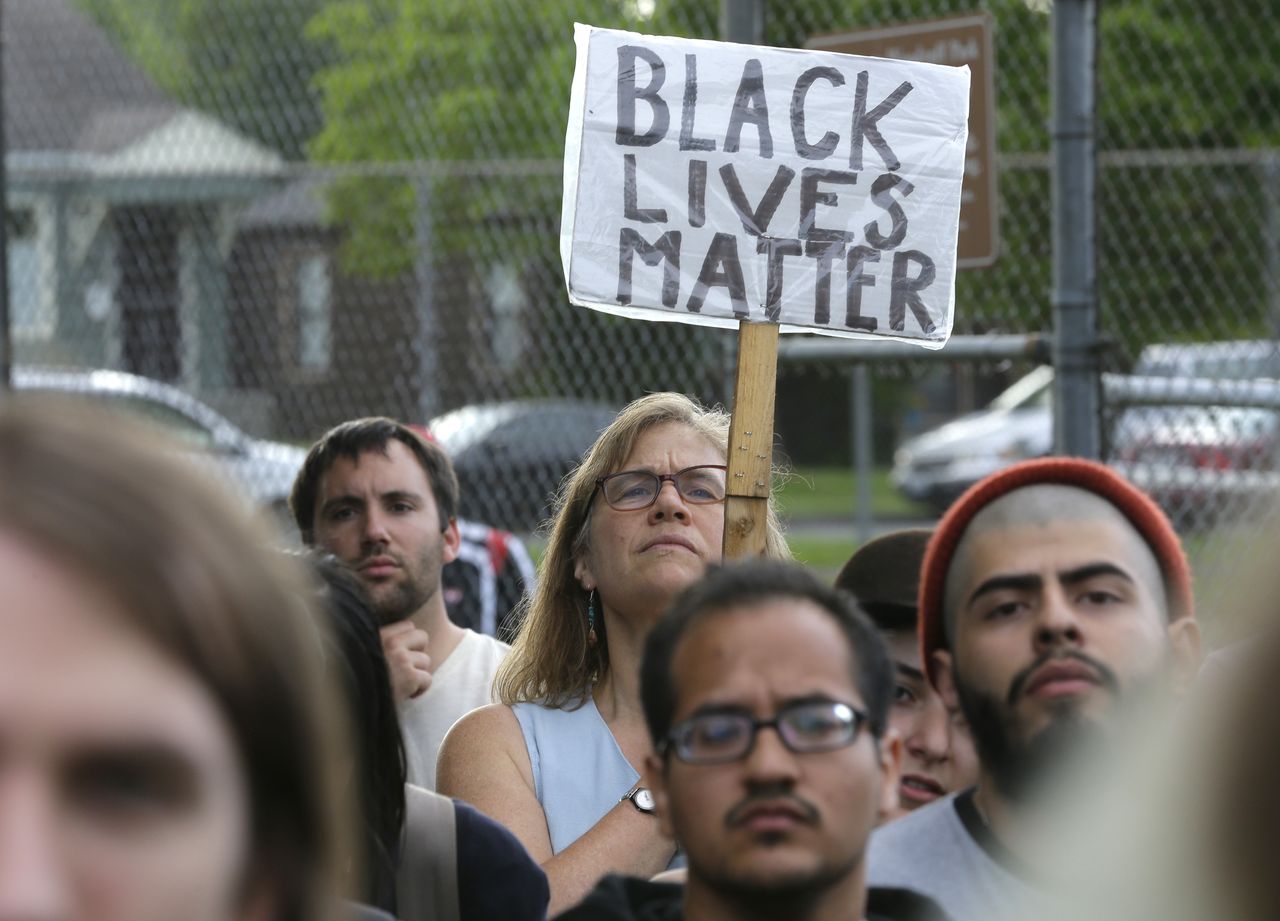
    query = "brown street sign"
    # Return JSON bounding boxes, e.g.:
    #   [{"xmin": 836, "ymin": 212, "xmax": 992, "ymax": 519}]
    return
[{"xmin": 809, "ymin": 14, "xmax": 999, "ymax": 268}]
